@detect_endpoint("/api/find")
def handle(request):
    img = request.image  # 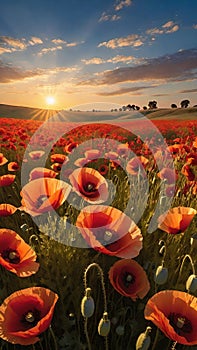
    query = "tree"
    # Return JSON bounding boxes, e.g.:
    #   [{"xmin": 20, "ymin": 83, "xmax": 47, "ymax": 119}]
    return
[
  {"xmin": 148, "ymin": 100, "xmax": 157, "ymax": 109},
  {"xmin": 171, "ymin": 104, "xmax": 177, "ymax": 108},
  {"xmin": 135, "ymin": 106, "xmax": 140, "ymax": 110},
  {"xmin": 180, "ymin": 99, "xmax": 190, "ymax": 108},
  {"xmin": 143, "ymin": 106, "xmax": 147, "ymax": 110}
]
